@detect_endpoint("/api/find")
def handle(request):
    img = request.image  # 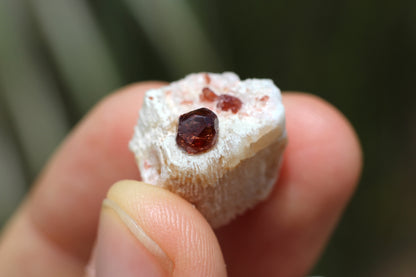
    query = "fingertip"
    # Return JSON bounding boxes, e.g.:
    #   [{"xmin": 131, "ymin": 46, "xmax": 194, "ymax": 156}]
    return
[
  {"xmin": 101, "ymin": 81, "xmax": 167, "ymax": 106},
  {"xmin": 91, "ymin": 81, "xmax": 168, "ymax": 166},
  {"xmin": 88, "ymin": 81, "xmax": 167, "ymax": 154},
  {"xmin": 216, "ymin": 93, "xmax": 363, "ymax": 276},
  {"xmin": 282, "ymin": 92, "xmax": 362, "ymax": 200},
  {"xmin": 95, "ymin": 202, "xmax": 169, "ymax": 277},
  {"xmin": 103, "ymin": 180, "xmax": 227, "ymax": 277}
]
